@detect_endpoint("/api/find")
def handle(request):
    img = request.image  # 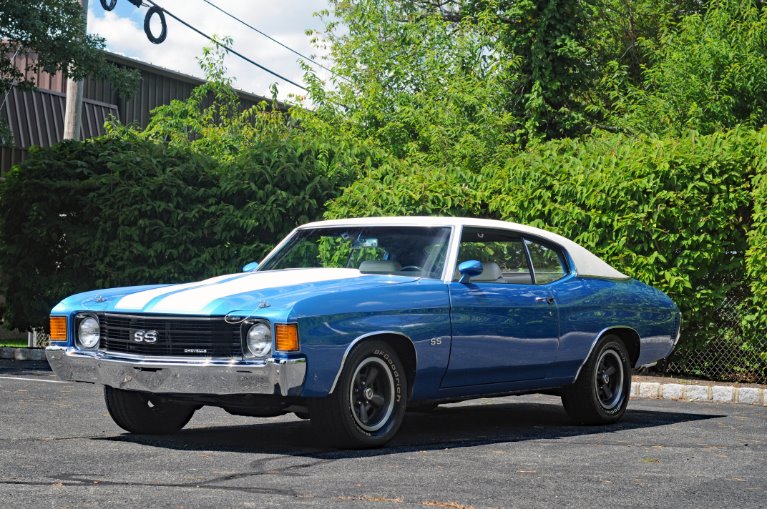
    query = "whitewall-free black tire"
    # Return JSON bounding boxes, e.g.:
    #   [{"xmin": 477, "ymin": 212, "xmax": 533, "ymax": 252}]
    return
[
  {"xmin": 104, "ymin": 386, "xmax": 196, "ymax": 434},
  {"xmin": 309, "ymin": 340, "xmax": 408, "ymax": 448},
  {"xmin": 561, "ymin": 335, "xmax": 631, "ymax": 425}
]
